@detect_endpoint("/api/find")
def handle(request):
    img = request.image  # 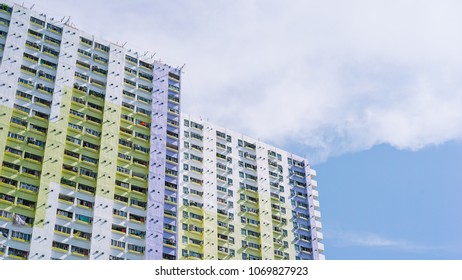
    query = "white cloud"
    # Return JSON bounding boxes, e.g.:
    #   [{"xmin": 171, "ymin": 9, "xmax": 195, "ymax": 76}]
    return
[
  {"xmin": 328, "ymin": 230, "xmax": 442, "ymax": 252},
  {"xmin": 28, "ymin": 0, "xmax": 462, "ymax": 161}
]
